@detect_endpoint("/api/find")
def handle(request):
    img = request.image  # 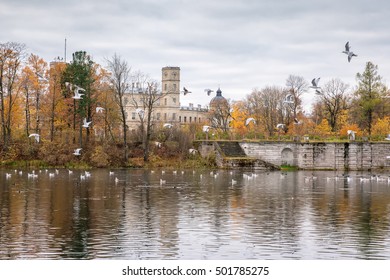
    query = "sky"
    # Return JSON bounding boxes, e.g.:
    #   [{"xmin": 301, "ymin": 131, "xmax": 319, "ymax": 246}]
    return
[{"xmin": 2, "ymin": 0, "xmax": 390, "ymax": 112}]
